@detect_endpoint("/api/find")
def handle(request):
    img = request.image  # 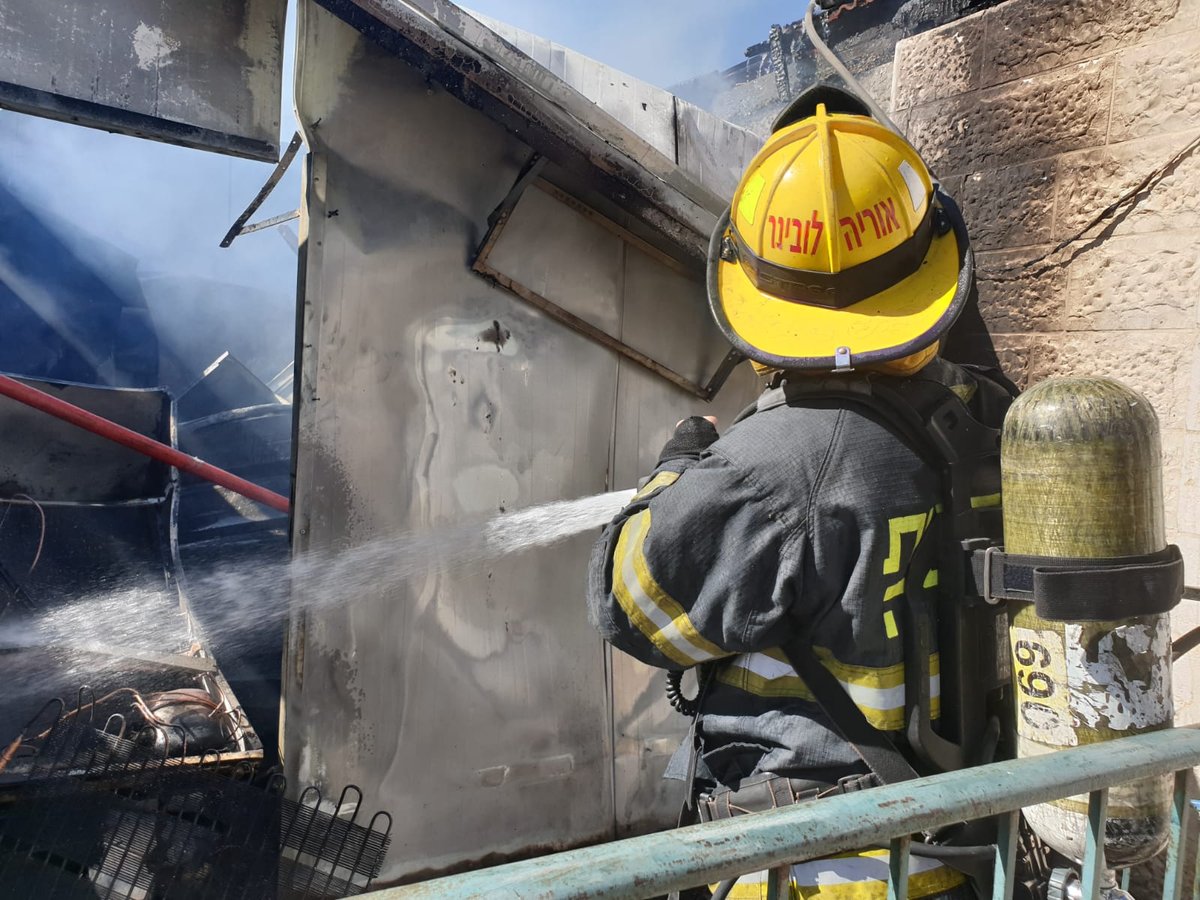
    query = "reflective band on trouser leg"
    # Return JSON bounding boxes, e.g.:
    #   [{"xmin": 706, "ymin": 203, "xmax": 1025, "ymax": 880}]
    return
[{"xmin": 719, "ymin": 850, "xmax": 966, "ymax": 899}]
